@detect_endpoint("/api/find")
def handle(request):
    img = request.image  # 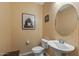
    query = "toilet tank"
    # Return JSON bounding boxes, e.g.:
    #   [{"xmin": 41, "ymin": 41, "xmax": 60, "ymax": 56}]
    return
[{"xmin": 41, "ymin": 38, "xmax": 49, "ymax": 49}]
